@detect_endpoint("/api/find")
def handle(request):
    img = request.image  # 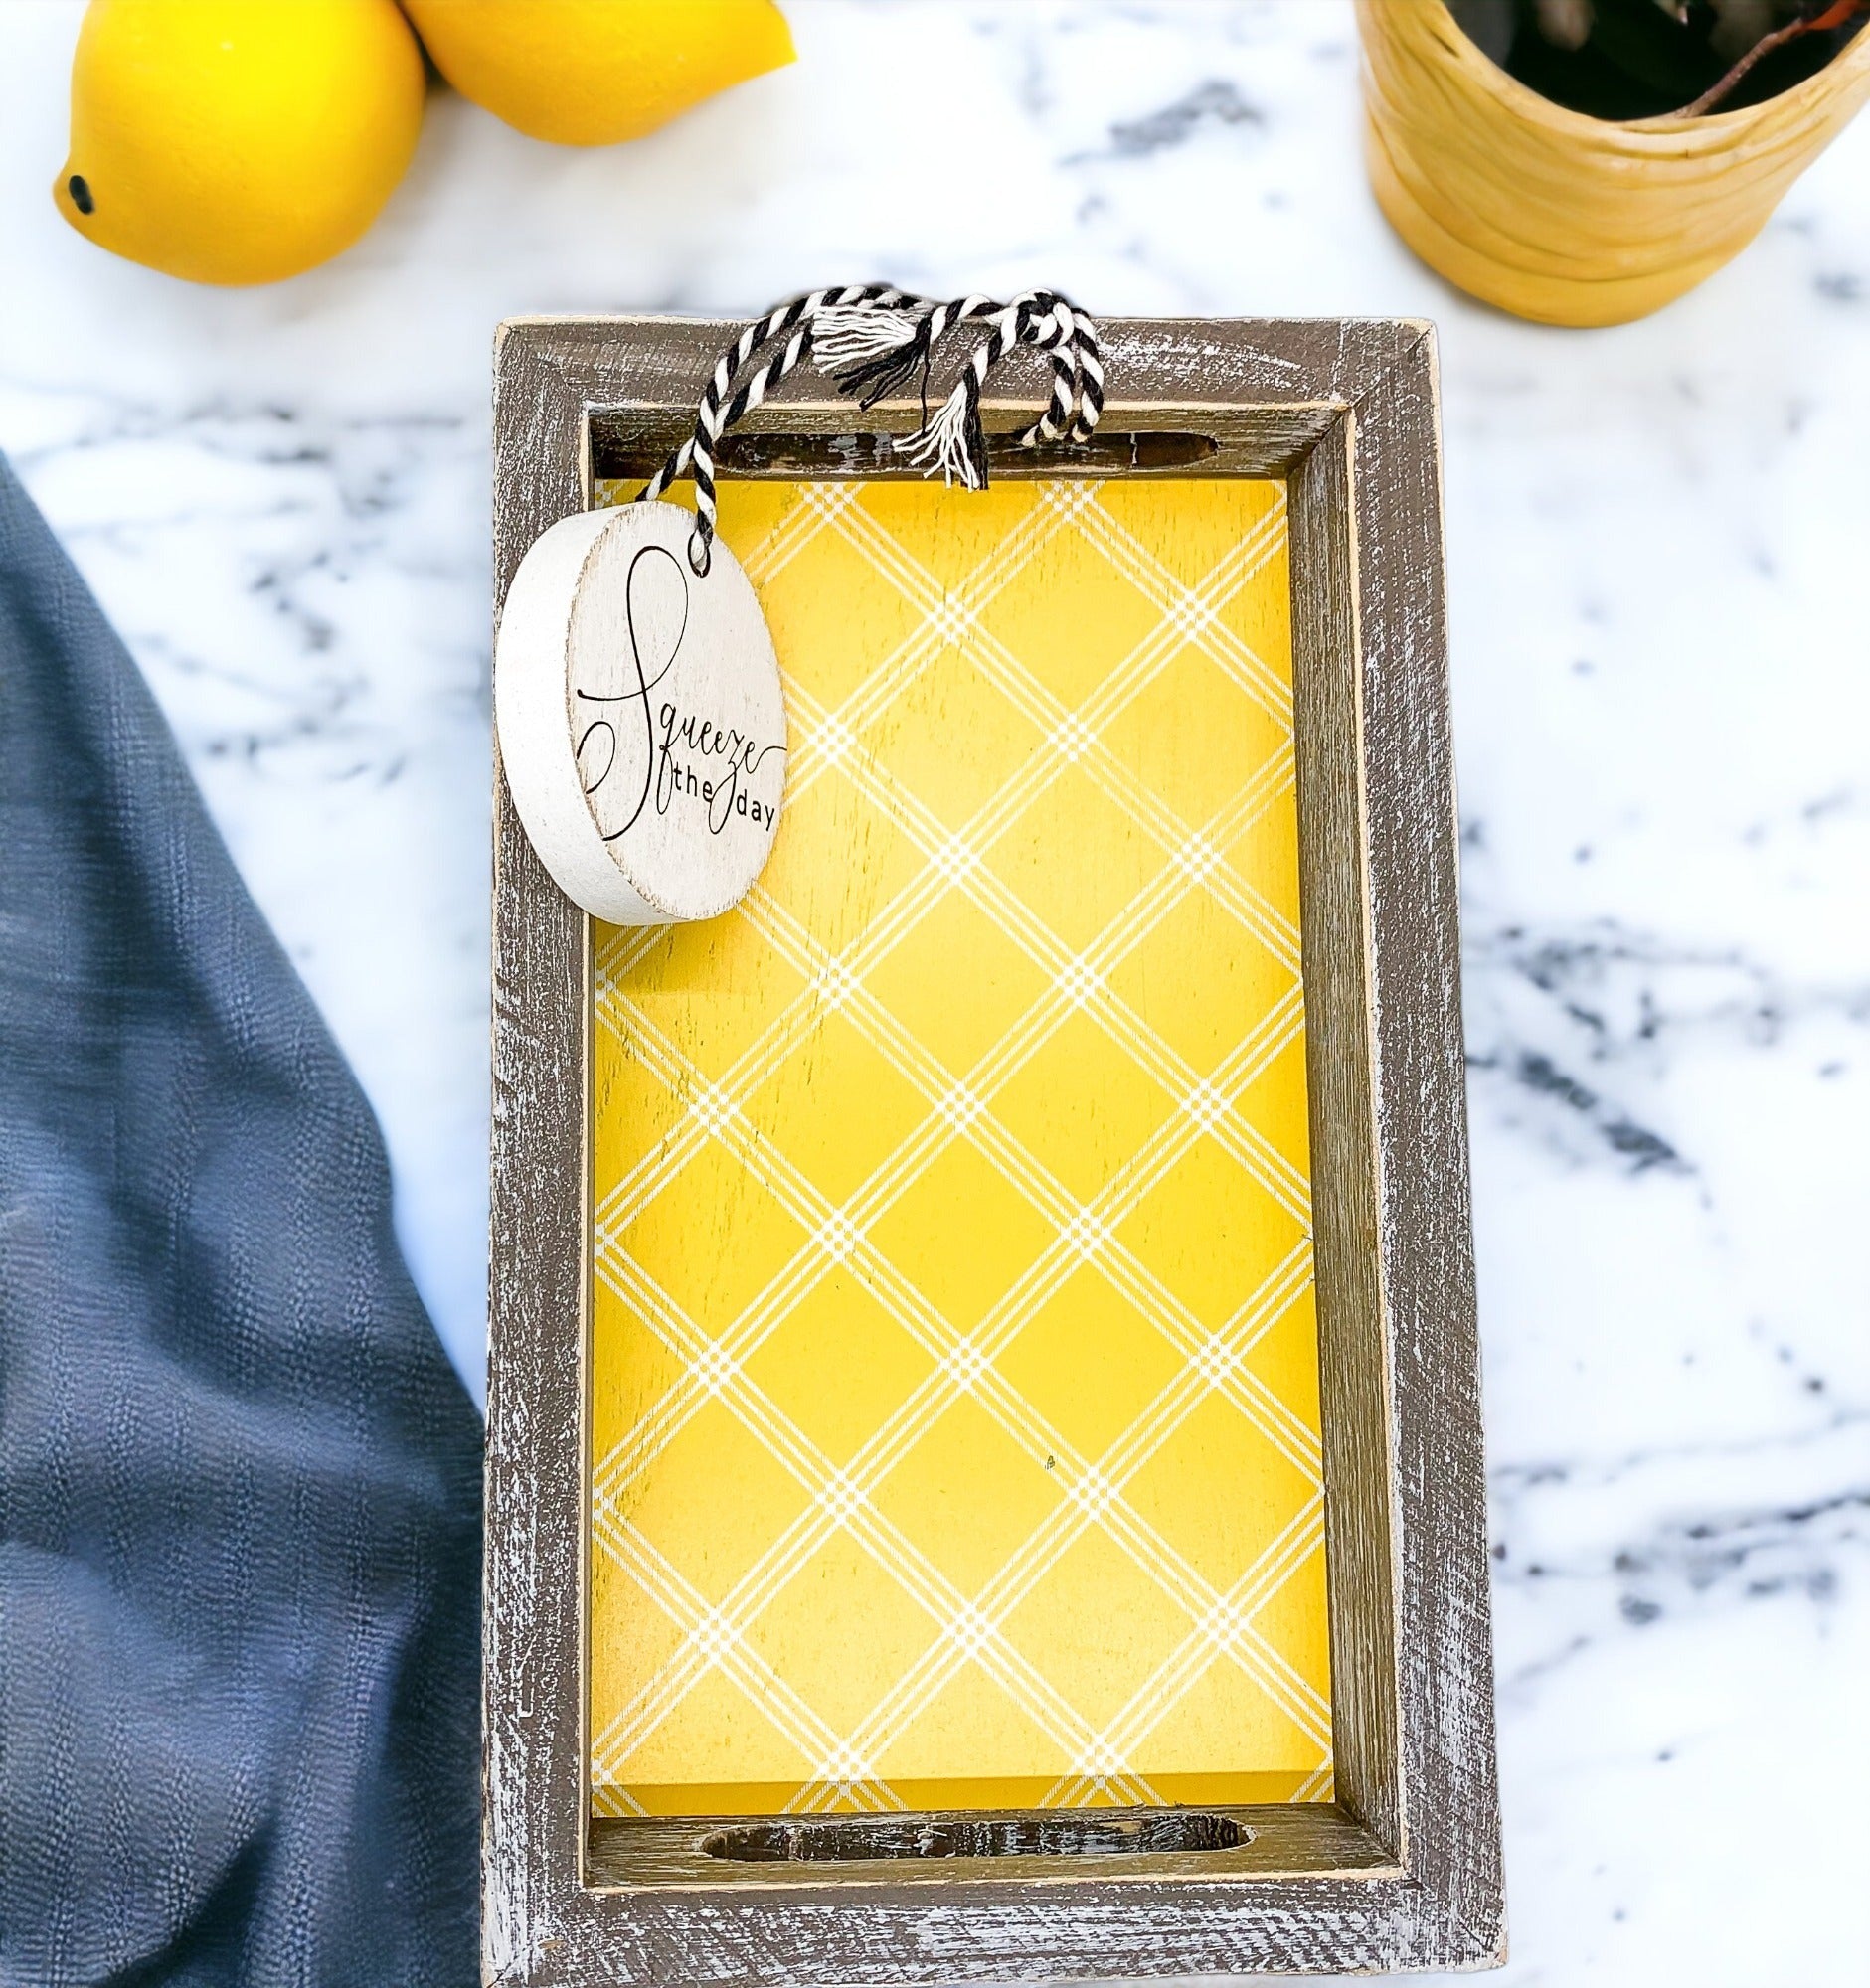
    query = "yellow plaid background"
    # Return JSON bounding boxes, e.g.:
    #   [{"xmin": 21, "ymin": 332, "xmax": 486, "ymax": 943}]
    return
[{"xmin": 586, "ymin": 472, "xmax": 1331, "ymax": 1817}]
